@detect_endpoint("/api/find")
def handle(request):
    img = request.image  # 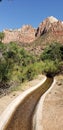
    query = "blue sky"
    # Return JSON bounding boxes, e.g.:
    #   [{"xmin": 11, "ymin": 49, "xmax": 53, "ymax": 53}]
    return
[{"xmin": 0, "ymin": 0, "xmax": 63, "ymax": 31}]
